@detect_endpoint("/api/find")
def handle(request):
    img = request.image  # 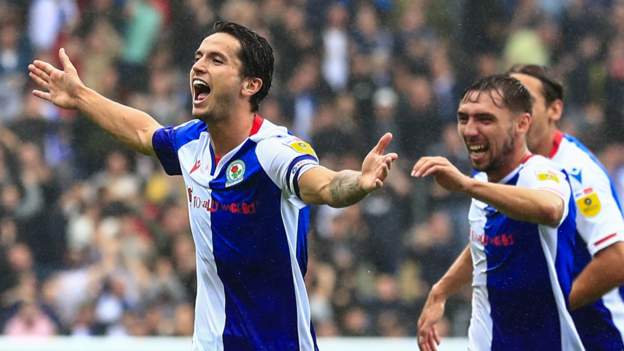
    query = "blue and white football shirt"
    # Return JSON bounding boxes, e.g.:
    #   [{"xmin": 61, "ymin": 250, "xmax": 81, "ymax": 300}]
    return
[
  {"xmin": 152, "ymin": 115, "xmax": 320, "ymax": 351},
  {"xmin": 467, "ymin": 154, "xmax": 584, "ymax": 351},
  {"xmin": 550, "ymin": 131, "xmax": 624, "ymax": 350}
]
